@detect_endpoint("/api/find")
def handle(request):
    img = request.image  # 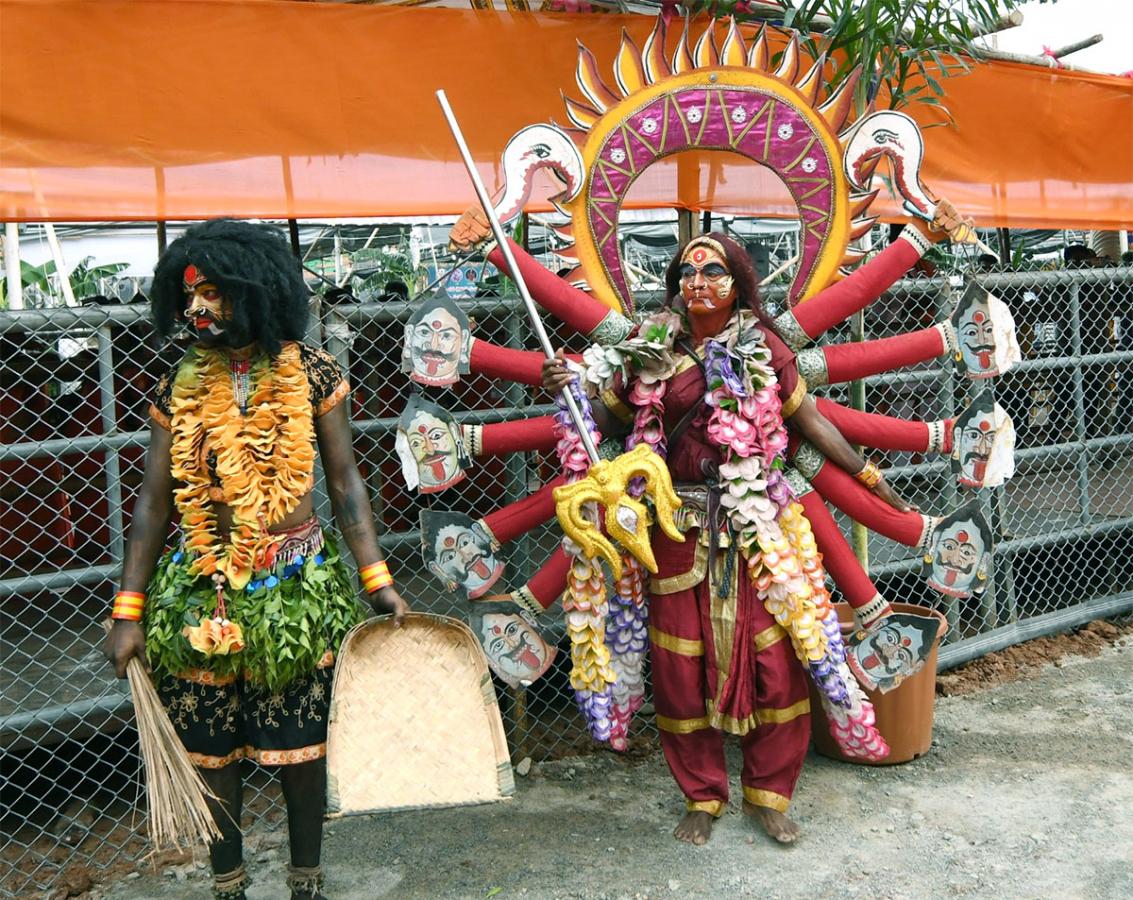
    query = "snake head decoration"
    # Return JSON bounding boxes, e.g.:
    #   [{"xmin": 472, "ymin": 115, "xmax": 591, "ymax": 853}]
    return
[{"xmin": 553, "ymin": 443, "xmax": 684, "ymax": 578}]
